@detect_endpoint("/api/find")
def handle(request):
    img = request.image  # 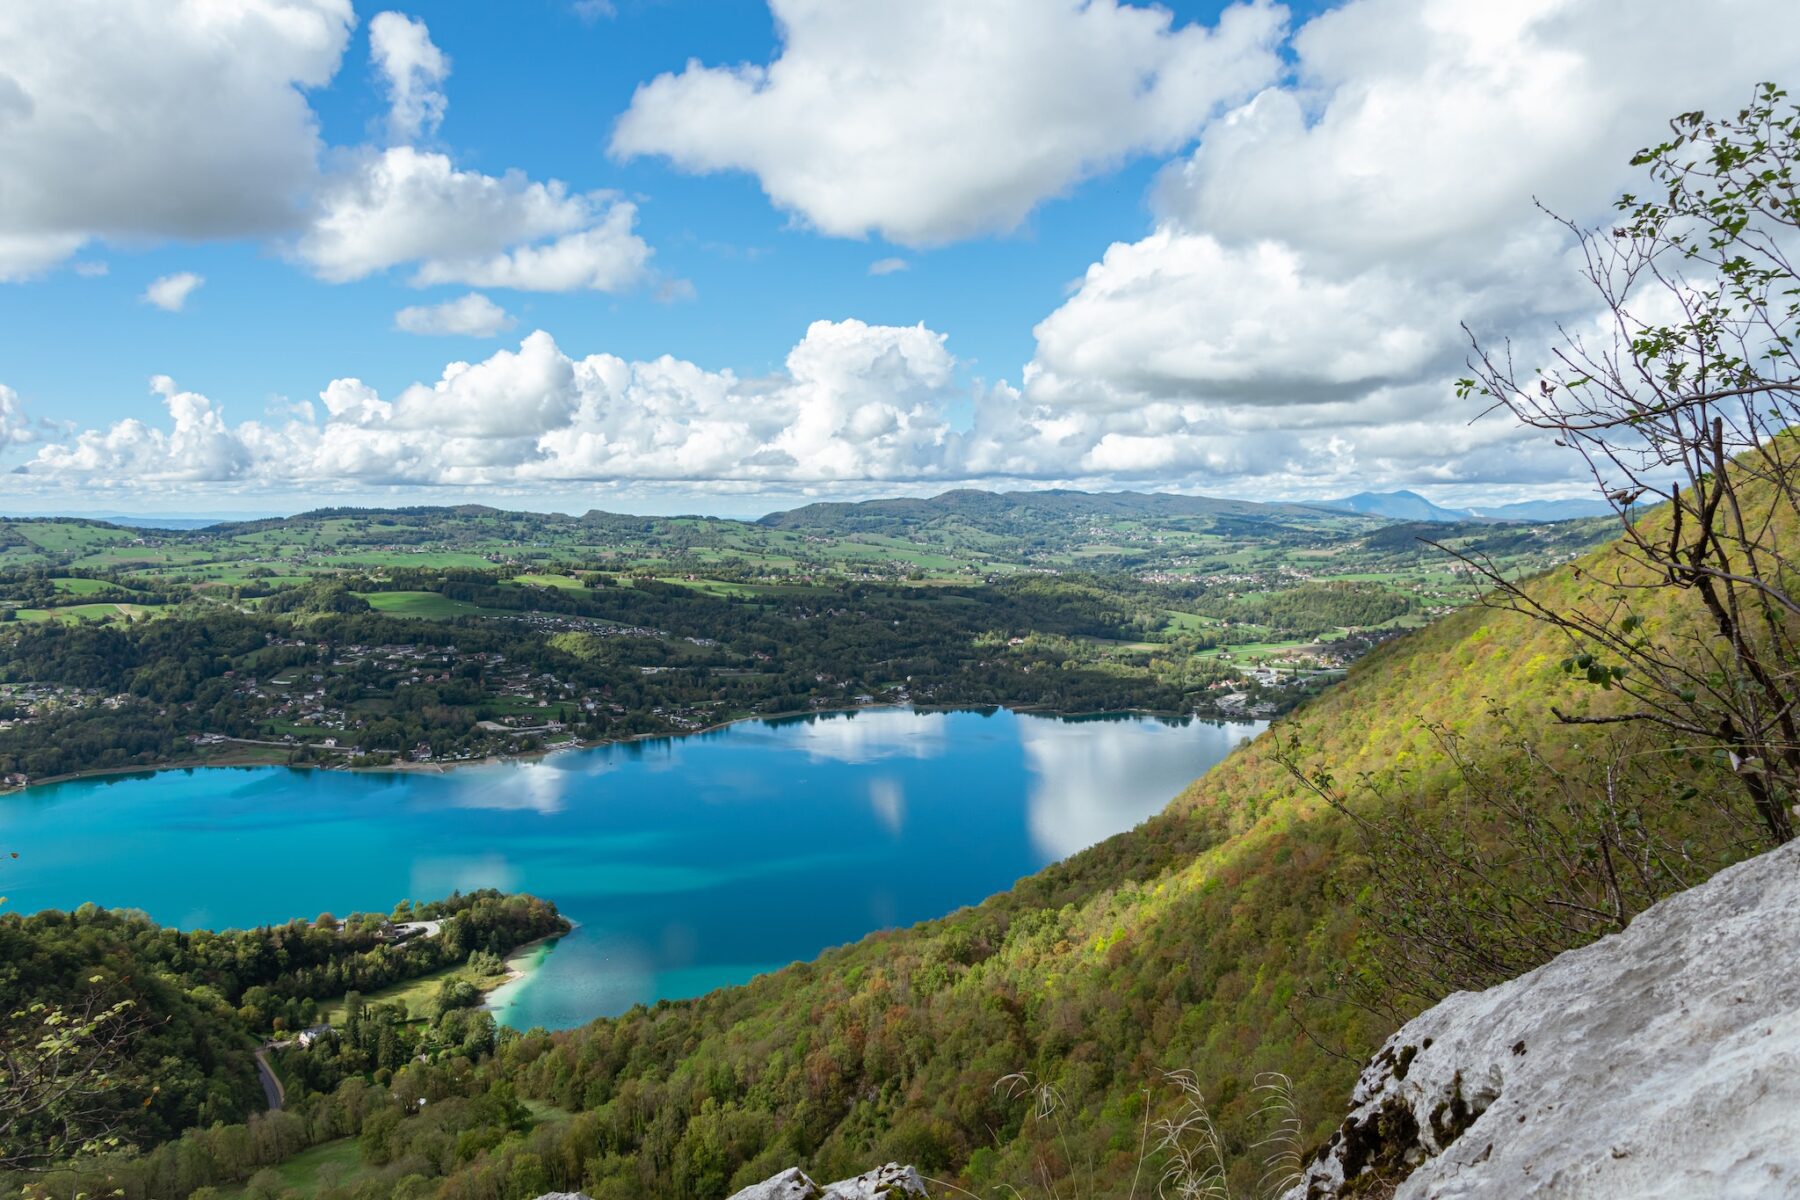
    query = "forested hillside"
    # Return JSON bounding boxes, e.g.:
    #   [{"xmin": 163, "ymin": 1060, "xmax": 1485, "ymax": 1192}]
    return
[{"xmin": 0, "ymin": 892, "xmax": 567, "ymax": 1175}]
